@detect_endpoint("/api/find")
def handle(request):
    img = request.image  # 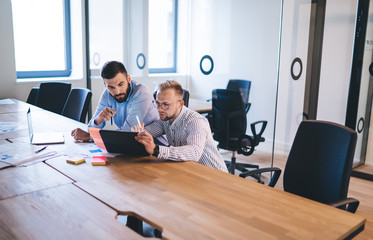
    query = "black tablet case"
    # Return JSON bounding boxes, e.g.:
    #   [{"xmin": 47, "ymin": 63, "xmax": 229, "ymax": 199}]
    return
[{"xmin": 99, "ymin": 130, "xmax": 148, "ymax": 156}]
